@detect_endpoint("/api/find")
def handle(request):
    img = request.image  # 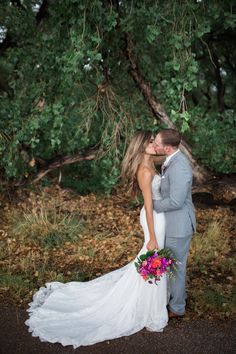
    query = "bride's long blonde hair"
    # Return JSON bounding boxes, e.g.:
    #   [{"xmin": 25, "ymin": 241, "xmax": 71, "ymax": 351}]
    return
[{"xmin": 121, "ymin": 130, "xmax": 153, "ymax": 195}]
